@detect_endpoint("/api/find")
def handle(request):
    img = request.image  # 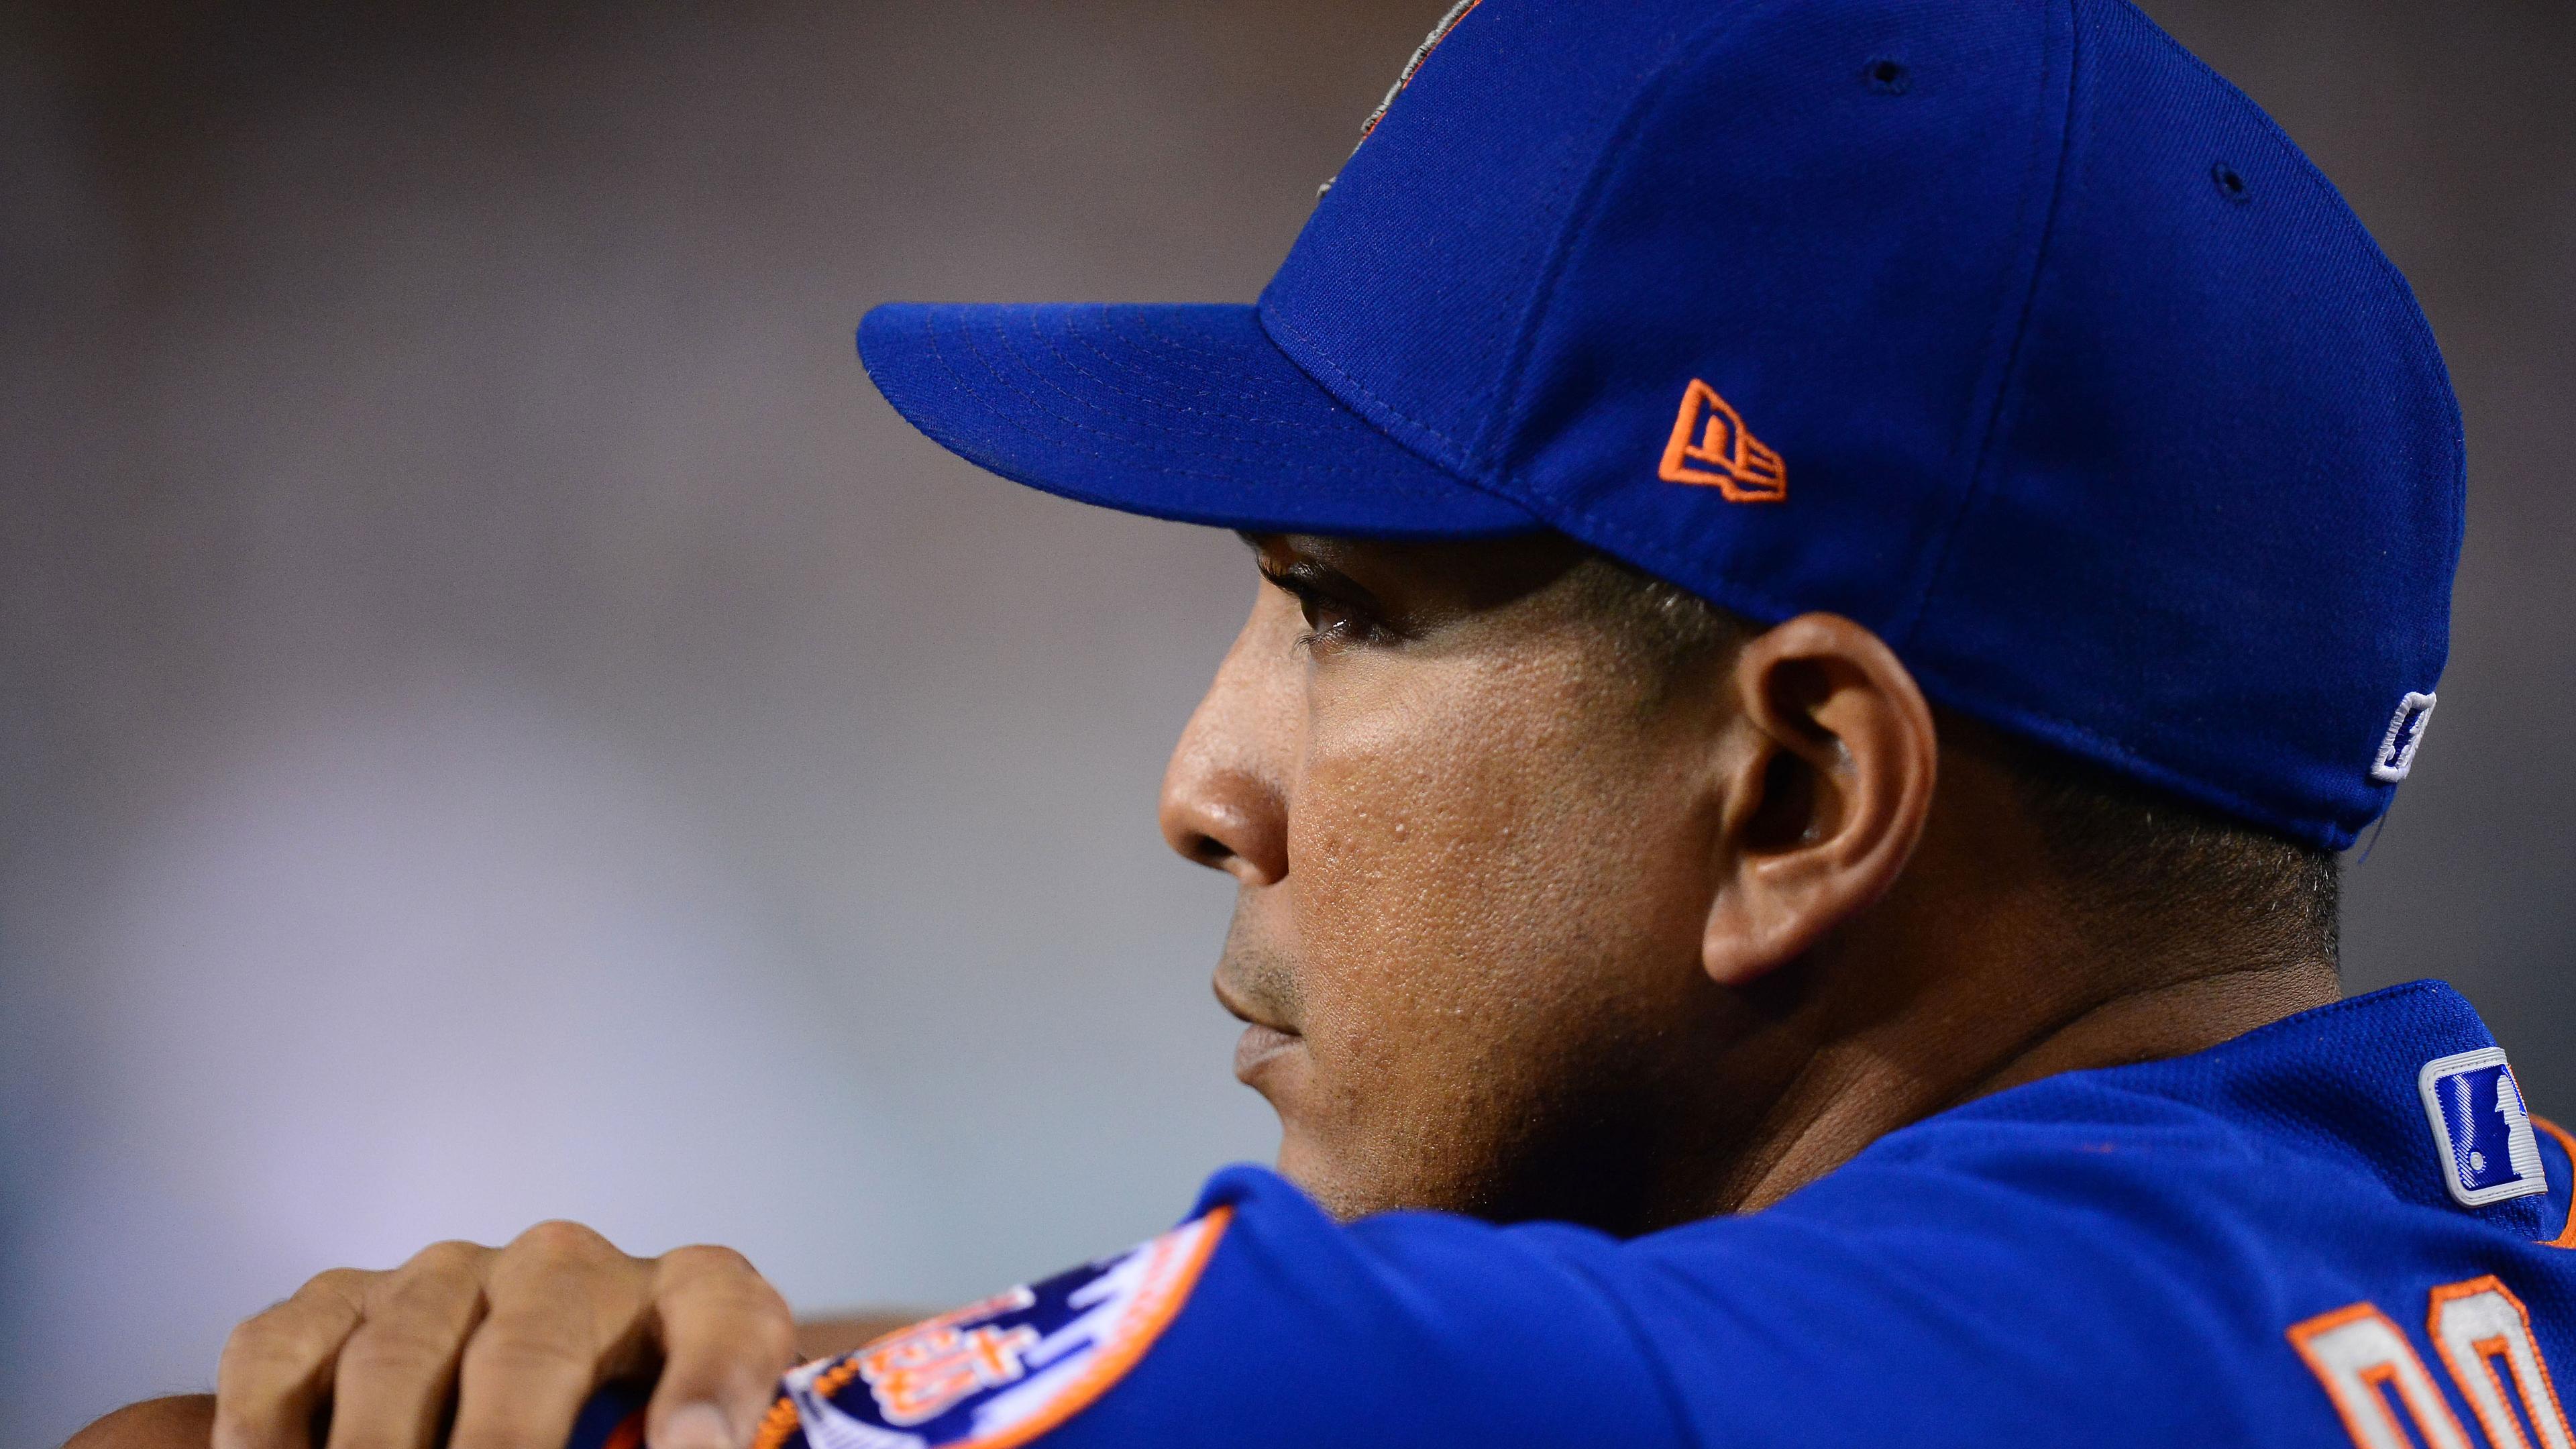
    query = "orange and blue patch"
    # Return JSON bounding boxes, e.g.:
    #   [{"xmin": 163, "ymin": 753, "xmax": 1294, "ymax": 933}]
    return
[{"xmin": 751, "ymin": 1208, "xmax": 1229, "ymax": 1449}]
